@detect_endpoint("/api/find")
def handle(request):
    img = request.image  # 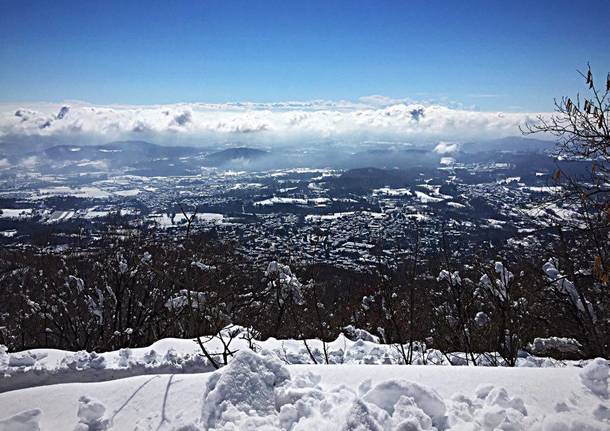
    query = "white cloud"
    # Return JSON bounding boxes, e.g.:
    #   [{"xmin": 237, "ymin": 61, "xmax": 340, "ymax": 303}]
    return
[
  {"xmin": 20, "ymin": 156, "xmax": 39, "ymax": 169},
  {"xmin": 0, "ymin": 99, "xmax": 547, "ymax": 146},
  {"xmin": 433, "ymin": 141, "xmax": 460, "ymax": 155}
]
